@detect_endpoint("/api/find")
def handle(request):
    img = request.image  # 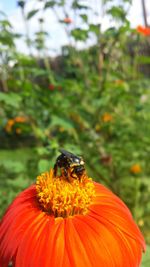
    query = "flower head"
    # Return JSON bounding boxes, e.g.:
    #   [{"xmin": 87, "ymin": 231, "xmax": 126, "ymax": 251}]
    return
[
  {"xmin": 63, "ymin": 17, "xmax": 73, "ymax": 24},
  {"xmin": 130, "ymin": 164, "xmax": 142, "ymax": 174},
  {"xmin": 136, "ymin": 25, "xmax": 150, "ymax": 36},
  {"xmin": 5, "ymin": 116, "xmax": 27, "ymax": 133},
  {"xmin": 102, "ymin": 112, "xmax": 113, "ymax": 123},
  {"xmin": 4, "ymin": 119, "xmax": 14, "ymax": 133},
  {"xmin": 0, "ymin": 162, "xmax": 145, "ymax": 266},
  {"xmin": 14, "ymin": 116, "xmax": 27, "ymax": 123},
  {"xmin": 49, "ymin": 84, "xmax": 55, "ymax": 90},
  {"xmin": 15, "ymin": 128, "xmax": 22, "ymax": 134},
  {"xmin": 114, "ymin": 79, "xmax": 125, "ymax": 86}
]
